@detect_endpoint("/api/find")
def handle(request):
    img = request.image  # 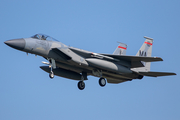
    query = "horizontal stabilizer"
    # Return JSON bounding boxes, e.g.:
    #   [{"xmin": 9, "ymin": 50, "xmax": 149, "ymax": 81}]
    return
[{"xmin": 139, "ymin": 72, "xmax": 176, "ymax": 77}]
